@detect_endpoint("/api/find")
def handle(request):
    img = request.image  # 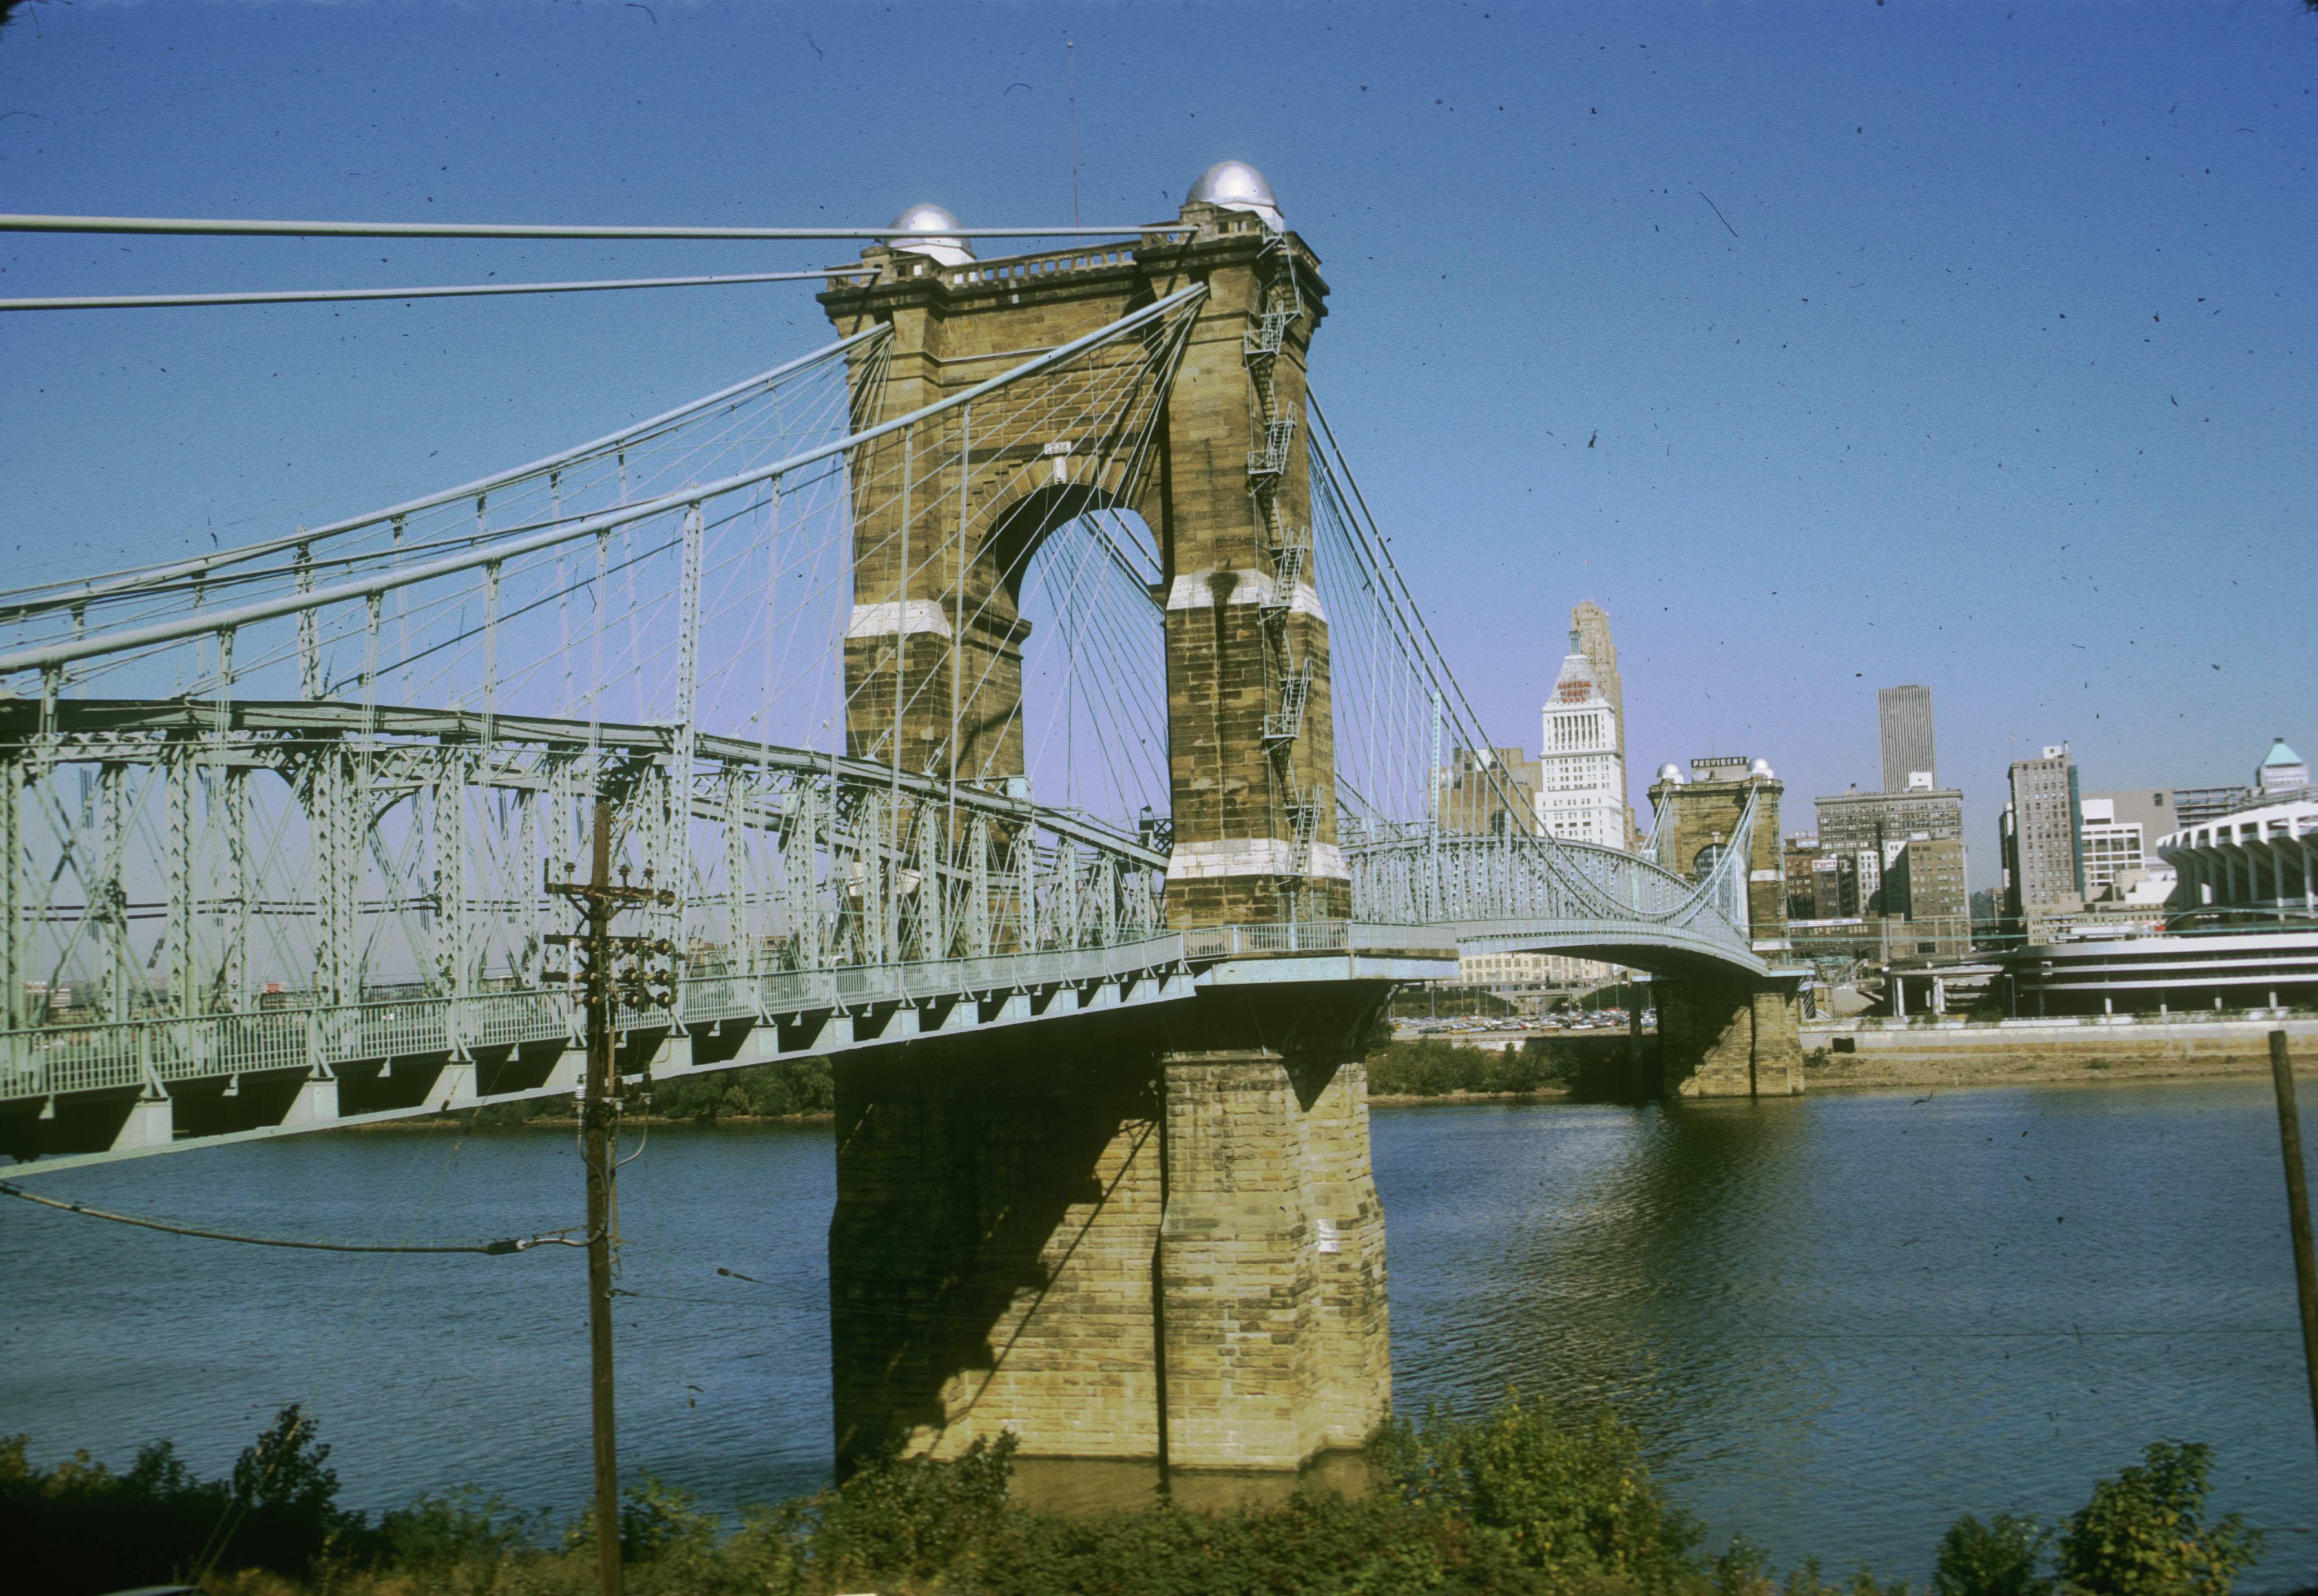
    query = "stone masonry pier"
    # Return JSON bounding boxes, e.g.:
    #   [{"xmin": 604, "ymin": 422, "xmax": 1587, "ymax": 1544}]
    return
[{"xmin": 828, "ymin": 984, "xmax": 1391, "ymax": 1472}]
